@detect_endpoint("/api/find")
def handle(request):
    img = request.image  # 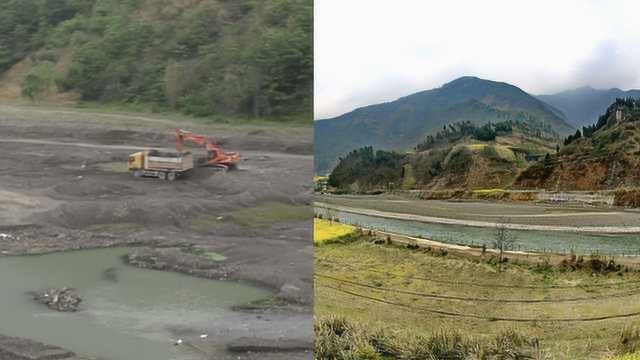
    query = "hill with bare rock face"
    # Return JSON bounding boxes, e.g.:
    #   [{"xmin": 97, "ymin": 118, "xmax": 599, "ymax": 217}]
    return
[{"xmin": 516, "ymin": 98, "xmax": 640, "ymax": 190}]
